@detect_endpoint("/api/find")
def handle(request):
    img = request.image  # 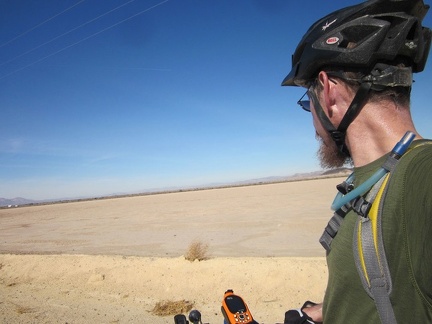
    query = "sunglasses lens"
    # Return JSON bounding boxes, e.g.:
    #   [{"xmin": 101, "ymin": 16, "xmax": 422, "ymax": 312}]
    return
[
  {"xmin": 298, "ymin": 100, "xmax": 310, "ymax": 112},
  {"xmin": 297, "ymin": 86, "xmax": 312, "ymax": 112}
]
